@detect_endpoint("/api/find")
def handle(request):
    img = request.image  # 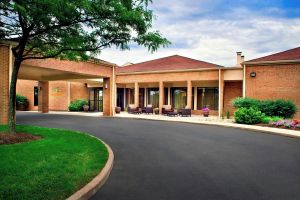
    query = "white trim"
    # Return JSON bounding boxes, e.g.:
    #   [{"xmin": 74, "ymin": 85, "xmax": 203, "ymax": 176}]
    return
[
  {"xmin": 112, "ymin": 66, "xmax": 116, "ymax": 116},
  {"xmin": 144, "ymin": 88, "xmax": 147, "ymax": 107},
  {"xmin": 243, "ymin": 64, "xmax": 246, "ymax": 97},
  {"xmin": 8, "ymin": 45, "xmax": 13, "ymax": 93},
  {"xmin": 218, "ymin": 69, "xmax": 221, "ymax": 117},
  {"xmin": 167, "ymin": 87, "xmax": 171, "ymax": 105},
  {"xmin": 68, "ymin": 81, "xmax": 71, "ymax": 105},
  {"xmin": 123, "ymin": 87, "xmax": 126, "ymax": 109},
  {"xmin": 193, "ymin": 87, "xmax": 197, "ymax": 110}
]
